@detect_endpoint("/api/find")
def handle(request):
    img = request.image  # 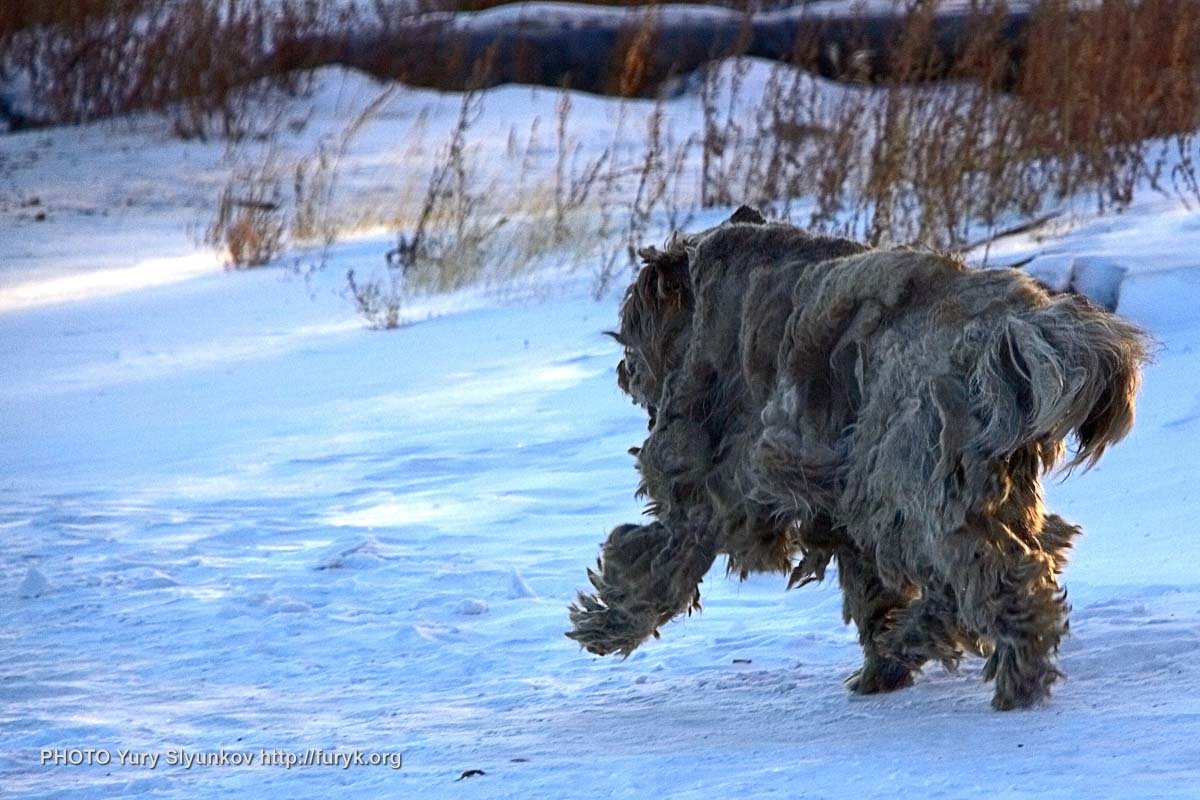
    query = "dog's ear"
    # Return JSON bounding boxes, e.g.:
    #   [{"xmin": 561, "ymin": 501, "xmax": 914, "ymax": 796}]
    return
[
  {"xmin": 727, "ymin": 205, "xmax": 766, "ymax": 225},
  {"xmin": 635, "ymin": 244, "xmax": 690, "ymax": 309}
]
